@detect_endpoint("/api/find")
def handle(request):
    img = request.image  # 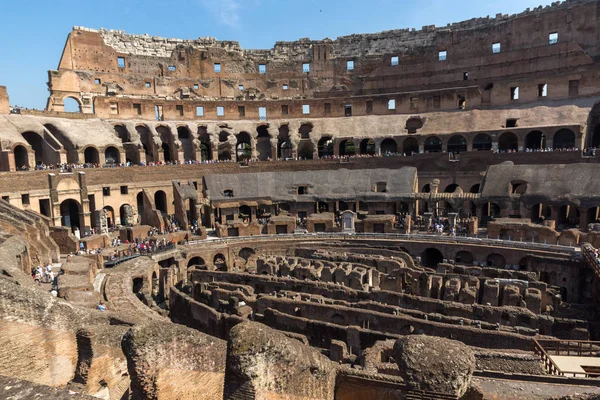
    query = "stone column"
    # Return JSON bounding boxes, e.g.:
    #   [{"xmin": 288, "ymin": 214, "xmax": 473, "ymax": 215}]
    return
[
  {"xmin": 448, "ymin": 213, "xmax": 458, "ymax": 228},
  {"xmin": 270, "ymin": 138, "xmax": 278, "ymax": 160}
]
